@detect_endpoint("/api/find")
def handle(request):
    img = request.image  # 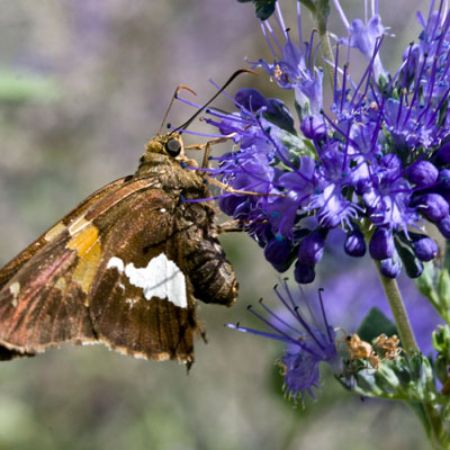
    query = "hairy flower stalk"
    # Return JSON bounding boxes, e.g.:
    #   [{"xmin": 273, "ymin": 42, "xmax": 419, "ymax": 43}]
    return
[{"xmin": 375, "ymin": 264, "xmax": 419, "ymax": 354}]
